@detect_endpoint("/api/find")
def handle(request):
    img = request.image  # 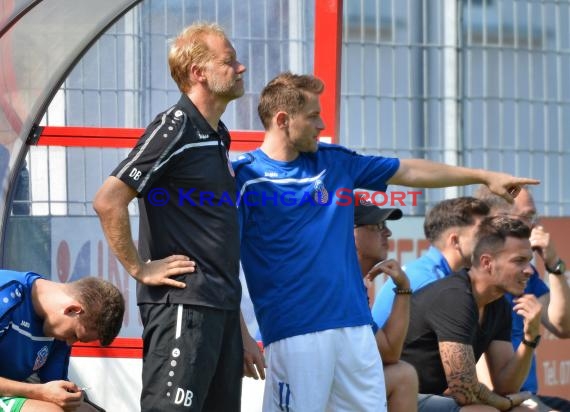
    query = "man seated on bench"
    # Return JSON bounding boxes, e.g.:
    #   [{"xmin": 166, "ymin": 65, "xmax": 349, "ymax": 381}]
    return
[{"xmin": 0, "ymin": 270, "xmax": 124, "ymax": 412}]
